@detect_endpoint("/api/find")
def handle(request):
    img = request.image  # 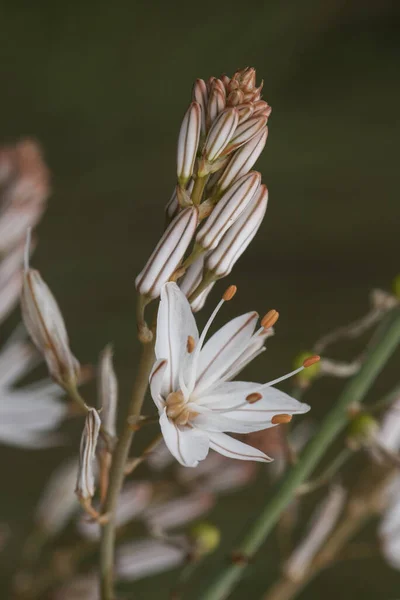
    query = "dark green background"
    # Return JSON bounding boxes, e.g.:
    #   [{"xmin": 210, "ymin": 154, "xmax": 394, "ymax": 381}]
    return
[{"xmin": 0, "ymin": 1, "xmax": 399, "ymax": 598}]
